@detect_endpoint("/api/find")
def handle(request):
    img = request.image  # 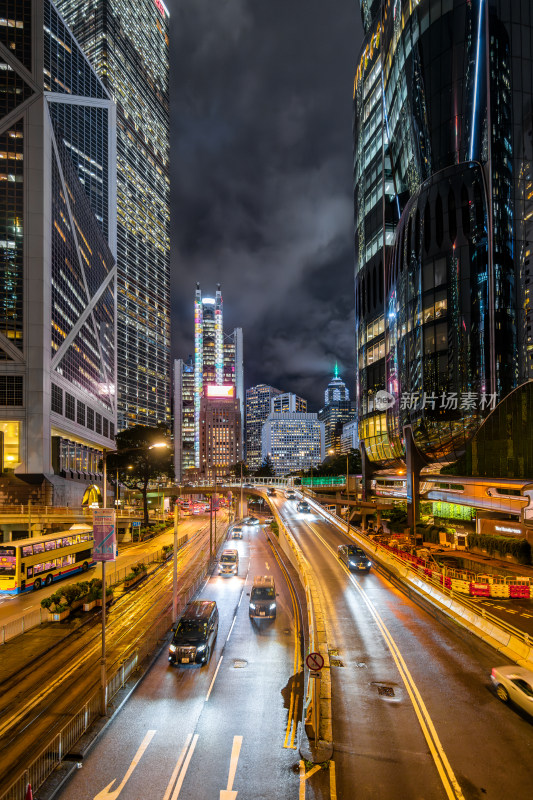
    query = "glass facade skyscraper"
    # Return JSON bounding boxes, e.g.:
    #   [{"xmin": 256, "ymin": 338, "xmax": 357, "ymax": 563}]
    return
[
  {"xmin": 0, "ymin": 1, "xmax": 117, "ymax": 505},
  {"xmin": 245, "ymin": 384, "xmax": 282, "ymax": 470},
  {"xmin": 354, "ymin": 0, "xmax": 533, "ymax": 468},
  {"xmin": 55, "ymin": 0, "xmax": 171, "ymax": 432}
]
